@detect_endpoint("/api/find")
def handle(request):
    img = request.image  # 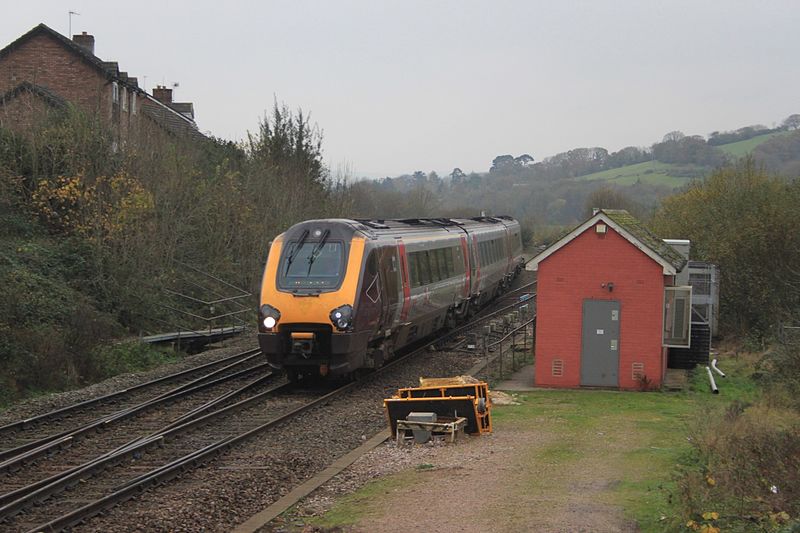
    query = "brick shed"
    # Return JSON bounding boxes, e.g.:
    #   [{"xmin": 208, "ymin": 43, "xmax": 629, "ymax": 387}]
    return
[{"xmin": 527, "ymin": 209, "xmax": 688, "ymax": 390}]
